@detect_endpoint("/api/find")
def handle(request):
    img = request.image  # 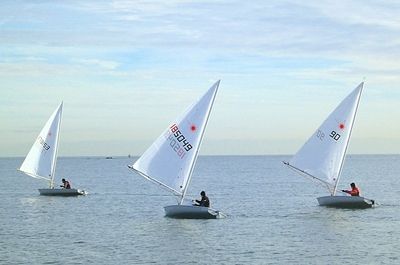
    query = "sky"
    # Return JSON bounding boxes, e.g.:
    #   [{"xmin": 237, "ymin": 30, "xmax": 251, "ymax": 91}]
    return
[{"xmin": 1, "ymin": 0, "xmax": 399, "ymax": 157}]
